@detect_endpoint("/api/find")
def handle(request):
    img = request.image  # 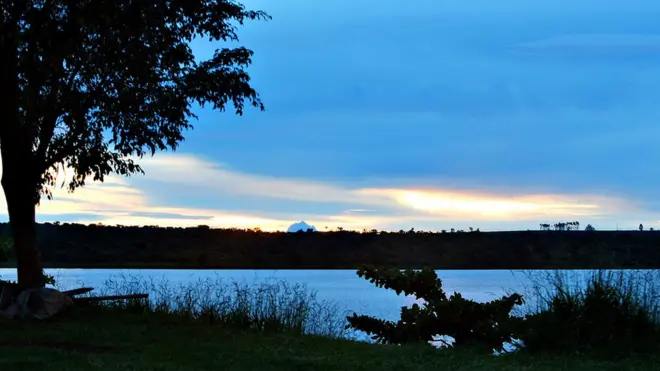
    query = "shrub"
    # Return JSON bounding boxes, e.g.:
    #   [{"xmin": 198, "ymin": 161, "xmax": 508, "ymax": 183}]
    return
[
  {"xmin": 515, "ymin": 270, "xmax": 660, "ymax": 357},
  {"xmin": 345, "ymin": 266, "xmax": 524, "ymax": 353}
]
